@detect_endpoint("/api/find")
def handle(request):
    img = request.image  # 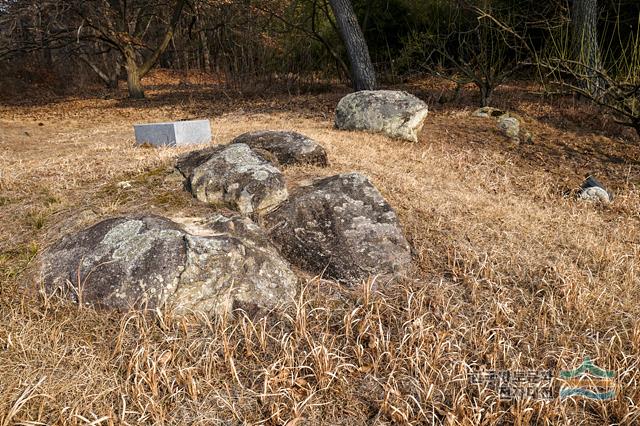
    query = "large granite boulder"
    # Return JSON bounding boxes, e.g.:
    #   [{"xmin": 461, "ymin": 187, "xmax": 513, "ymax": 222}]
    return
[
  {"xmin": 41, "ymin": 216, "xmax": 185, "ymax": 311},
  {"xmin": 176, "ymin": 144, "xmax": 280, "ymax": 182},
  {"xmin": 231, "ymin": 131, "xmax": 328, "ymax": 167},
  {"xmin": 264, "ymin": 173, "xmax": 412, "ymax": 285},
  {"xmin": 334, "ymin": 90, "xmax": 428, "ymax": 142},
  {"xmin": 187, "ymin": 144, "xmax": 288, "ymax": 215},
  {"xmin": 41, "ymin": 215, "xmax": 297, "ymax": 315}
]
